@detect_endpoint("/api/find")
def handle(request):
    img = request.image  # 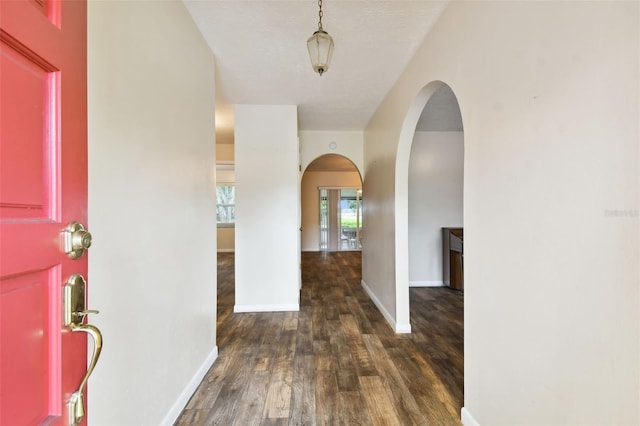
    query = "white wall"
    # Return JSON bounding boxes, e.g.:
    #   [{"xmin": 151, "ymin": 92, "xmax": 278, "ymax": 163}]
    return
[
  {"xmin": 301, "ymin": 171, "xmax": 362, "ymax": 251},
  {"xmin": 364, "ymin": 1, "xmax": 639, "ymax": 424},
  {"xmin": 299, "ymin": 131, "xmax": 364, "ymax": 177},
  {"xmin": 408, "ymin": 131, "xmax": 463, "ymax": 285},
  {"xmin": 87, "ymin": 2, "xmax": 217, "ymax": 424},
  {"xmin": 234, "ymin": 105, "xmax": 299, "ymax": 312}
]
